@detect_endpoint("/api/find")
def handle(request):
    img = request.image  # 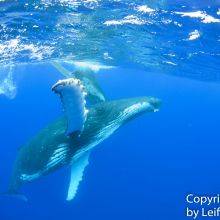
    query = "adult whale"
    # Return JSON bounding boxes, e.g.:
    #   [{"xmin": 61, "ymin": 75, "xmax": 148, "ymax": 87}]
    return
[
  {"xmin": 7, "ymin": 77, "xmax": 160, "ymax": 201},
  {"xmin": 51, "ymin": 61, "xmax": 106, "ymax": 104}
]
